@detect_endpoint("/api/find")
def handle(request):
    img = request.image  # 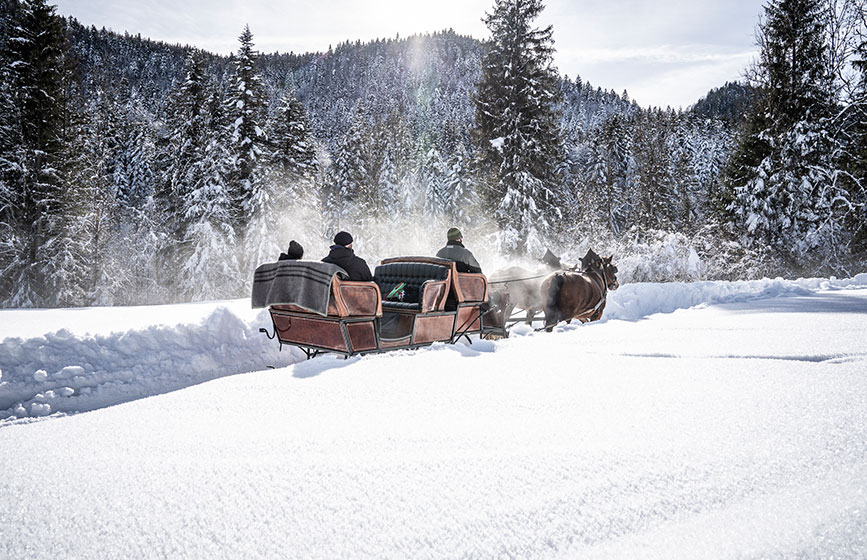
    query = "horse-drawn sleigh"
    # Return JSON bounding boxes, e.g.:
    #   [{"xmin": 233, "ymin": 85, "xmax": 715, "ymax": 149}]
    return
[{"xmin": 252, "ymin": 251, "xmax": 618, "ymax": 358}]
